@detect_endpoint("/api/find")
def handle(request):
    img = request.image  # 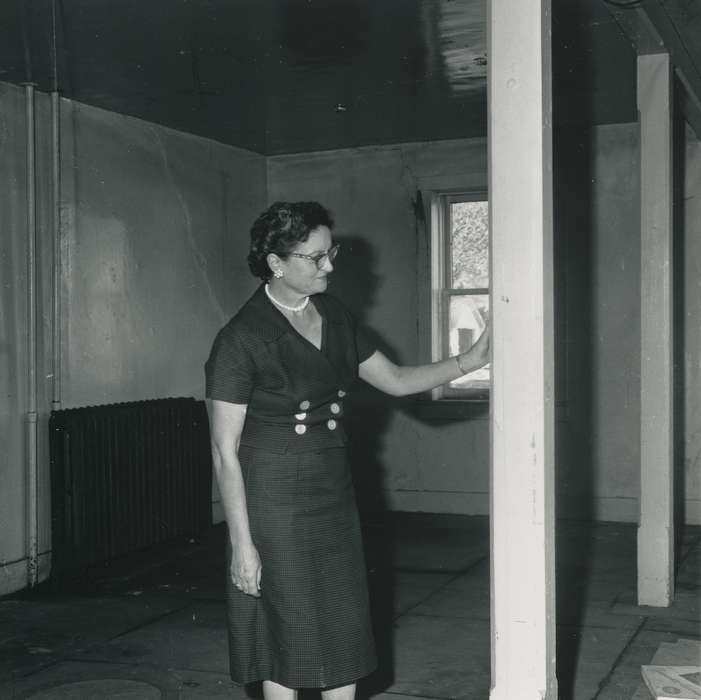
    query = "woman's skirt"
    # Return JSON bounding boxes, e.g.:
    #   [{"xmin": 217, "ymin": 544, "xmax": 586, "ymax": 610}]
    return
[{"xmin": 225, "ymin": 445, "xmax": 377, "ymax": 688}]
